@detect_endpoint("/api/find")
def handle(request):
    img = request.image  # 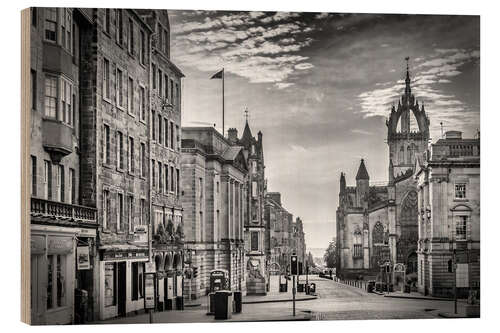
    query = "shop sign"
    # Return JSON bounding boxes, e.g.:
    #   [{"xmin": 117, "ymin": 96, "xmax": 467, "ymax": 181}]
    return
[
  {"xmin": 47, "ymin": 236, "xmax": 73, "ymax": 254},
  {"xmin": 77, "ymin": 246, "xmax": 91, "ymax": 270},
  {"xmin": 144, "ymin": 273, "xmax": 155, "ymax": 309},
  {"xmin": 77, "ymin": 228, "xmax": 96, "ymax": 237},
  {"xmin": 133, "ymin": 225, "xmax": 148, "ymax": 244}
]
